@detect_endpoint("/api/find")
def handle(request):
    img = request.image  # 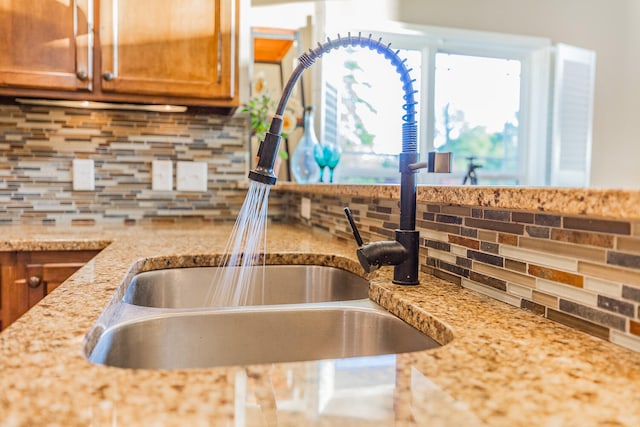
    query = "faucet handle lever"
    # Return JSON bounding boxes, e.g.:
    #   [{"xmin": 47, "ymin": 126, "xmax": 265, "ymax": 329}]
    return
[
  {"xmin": 343, "ymin": 207, "xmax": 364, "ymax": 246},
  {"xmin": 408, "ymin": 161, "xmax": 428, "ymax": 171}
]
